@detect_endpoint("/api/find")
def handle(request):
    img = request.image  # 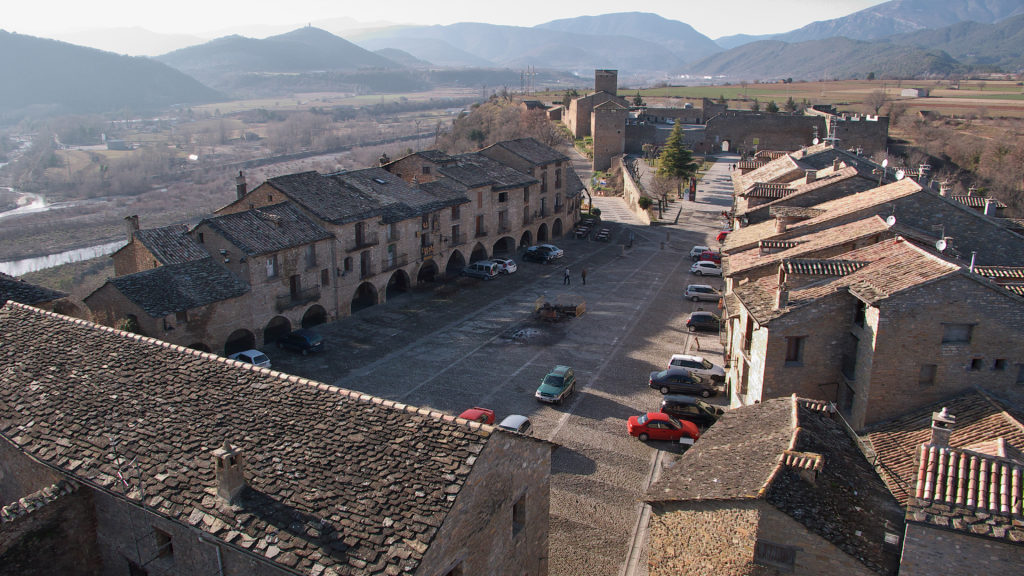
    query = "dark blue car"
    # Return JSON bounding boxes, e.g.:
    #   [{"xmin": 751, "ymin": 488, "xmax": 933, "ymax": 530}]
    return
[{"xmin": 277, "ymin": 329, "xmax": 324, "ymax": 355}]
